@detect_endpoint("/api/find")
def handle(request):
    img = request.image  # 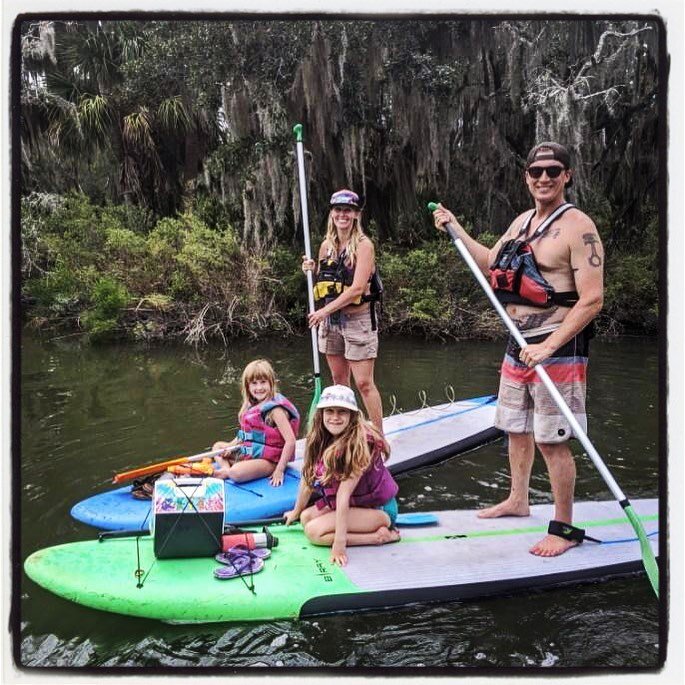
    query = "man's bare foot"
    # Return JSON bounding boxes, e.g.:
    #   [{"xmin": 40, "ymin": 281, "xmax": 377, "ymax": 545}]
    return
[
  {"xmin": 477, "ymin": 499, "xmax": 530, "ymax": 519},
  {"xmin": 529, "ymin": 534, "xmax": 578, "ymax": 557},
  {"xmin": 375, "ymin": 526, "xmax": 401, "ymax": 545}
]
